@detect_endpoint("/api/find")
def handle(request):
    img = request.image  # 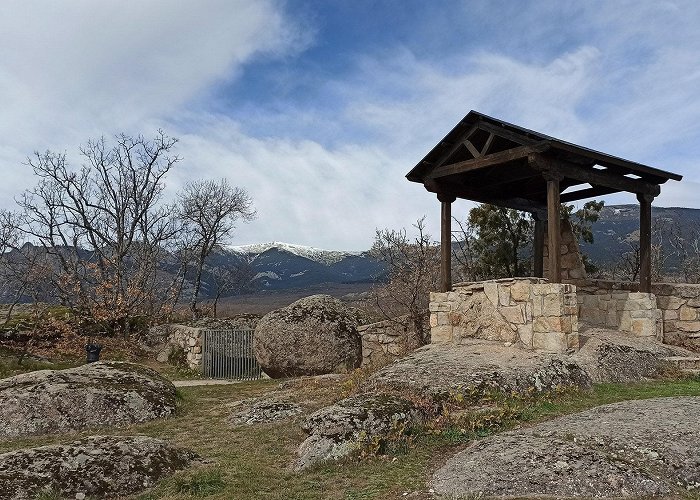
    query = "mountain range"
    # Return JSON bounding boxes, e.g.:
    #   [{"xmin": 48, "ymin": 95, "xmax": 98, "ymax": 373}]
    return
[{"xmin": 3, "ymin": 205, "xmax": 699, "ymax": 307}]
